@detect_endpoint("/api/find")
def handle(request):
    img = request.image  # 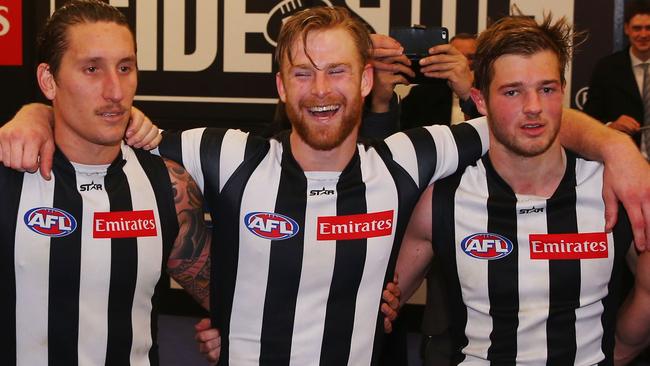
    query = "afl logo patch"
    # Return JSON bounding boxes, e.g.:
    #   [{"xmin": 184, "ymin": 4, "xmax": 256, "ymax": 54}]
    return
[
  {"xmin": 461, "ymin": 233, "xmax": 513, "ymax": 260},
  {"xmin": 24, "ymin": 207, "xmax": 77, "ymax": 237},
  {"xmin": 245, "ymin": 212, "xmax": 299, "ymax": 240}
]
